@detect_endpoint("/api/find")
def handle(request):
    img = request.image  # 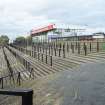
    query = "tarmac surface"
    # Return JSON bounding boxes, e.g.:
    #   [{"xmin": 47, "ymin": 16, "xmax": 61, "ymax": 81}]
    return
[{"xmin": 47, "ymin": 62, "xmax": 105, "ymax": 105}]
